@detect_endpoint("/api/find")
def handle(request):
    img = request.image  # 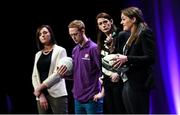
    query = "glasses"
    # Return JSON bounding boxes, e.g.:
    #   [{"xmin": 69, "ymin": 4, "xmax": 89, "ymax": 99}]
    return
[{"xmin": 69, "ymin": 31, "xmax": 81, "ymax": 37}]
